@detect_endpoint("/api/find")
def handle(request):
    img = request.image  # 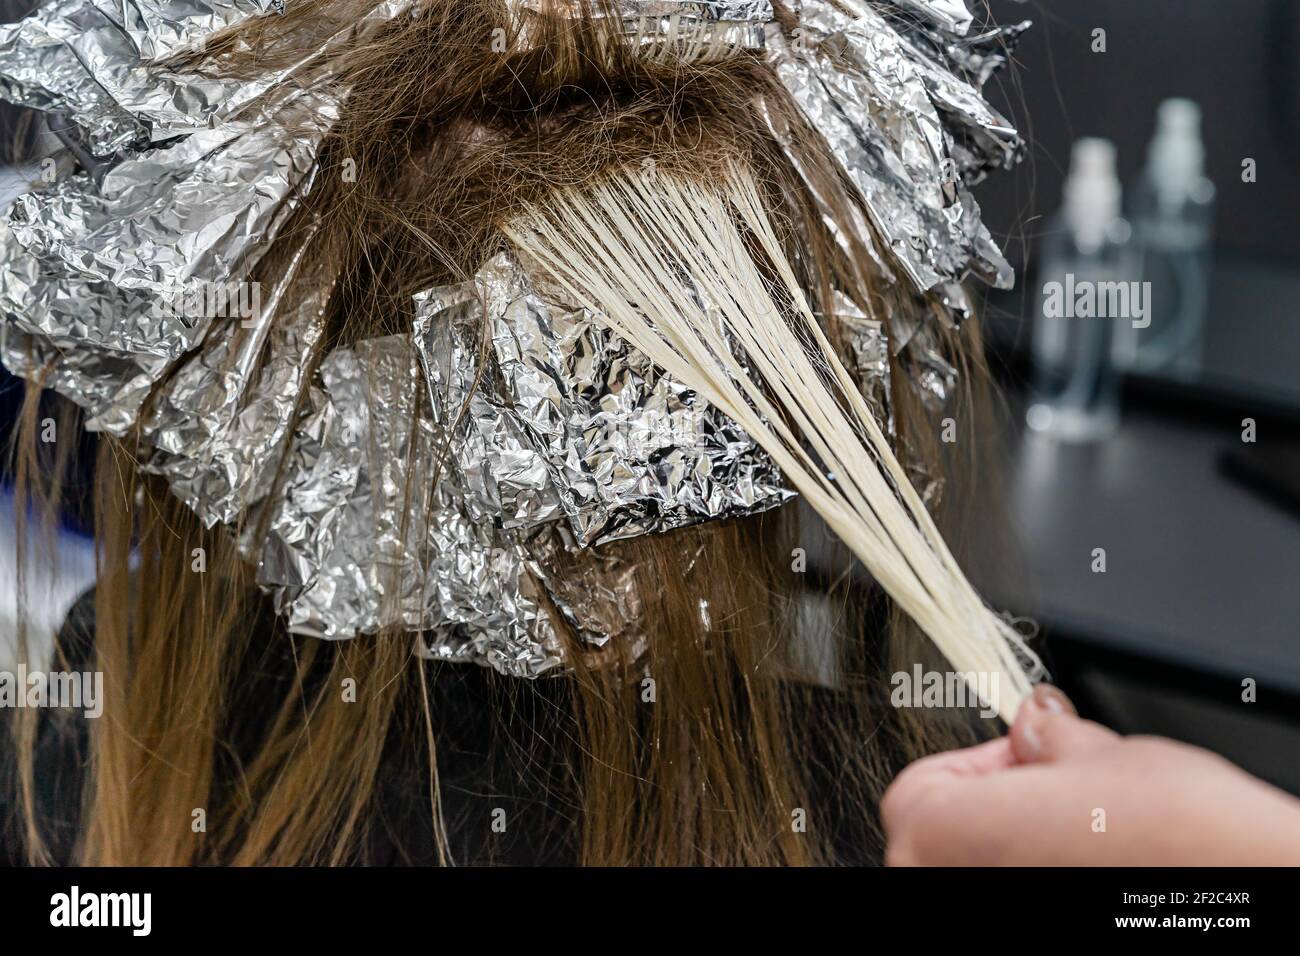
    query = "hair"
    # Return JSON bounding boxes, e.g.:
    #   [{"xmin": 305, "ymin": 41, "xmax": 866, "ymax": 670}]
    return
[{"xmin": 4, "ymin": 0, "xmax": 1008, "ymax": 865}]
